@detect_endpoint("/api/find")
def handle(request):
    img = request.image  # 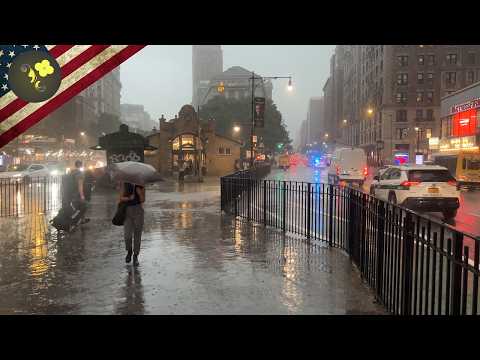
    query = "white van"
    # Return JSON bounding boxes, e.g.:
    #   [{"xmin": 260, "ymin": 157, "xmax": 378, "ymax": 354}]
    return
[{"xmin": 327, "ymin": 147, "xmax": 367, "ymax": 185}]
